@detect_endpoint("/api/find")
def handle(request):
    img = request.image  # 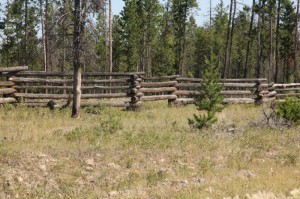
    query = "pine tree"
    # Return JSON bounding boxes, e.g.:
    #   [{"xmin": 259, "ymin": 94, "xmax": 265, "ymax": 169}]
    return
[{"xmin": 188, "ymin": 53, "xmax": 223, "ymax": 129}]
